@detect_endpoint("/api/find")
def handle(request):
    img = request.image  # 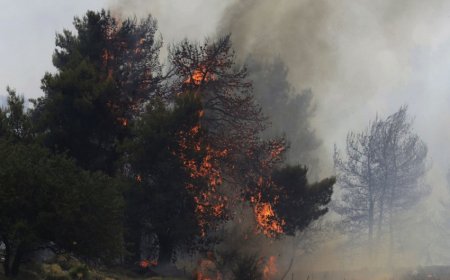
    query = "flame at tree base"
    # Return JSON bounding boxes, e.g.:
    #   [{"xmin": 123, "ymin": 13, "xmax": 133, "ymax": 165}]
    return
[{"xmin": 263, "ymin": 255, "xmax": 278, "ymax": 280}]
